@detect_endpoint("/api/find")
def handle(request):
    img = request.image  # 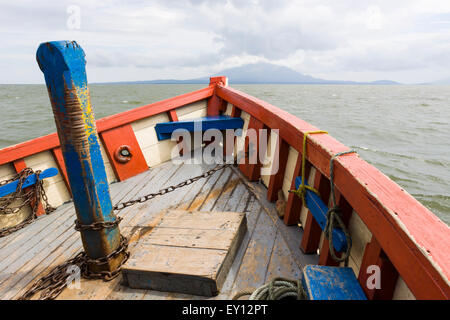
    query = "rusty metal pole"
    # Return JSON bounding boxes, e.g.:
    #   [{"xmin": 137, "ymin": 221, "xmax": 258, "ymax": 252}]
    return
[{"xmin": 36, "ymin": 41, "xmax": 125, "ymax": 274}]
